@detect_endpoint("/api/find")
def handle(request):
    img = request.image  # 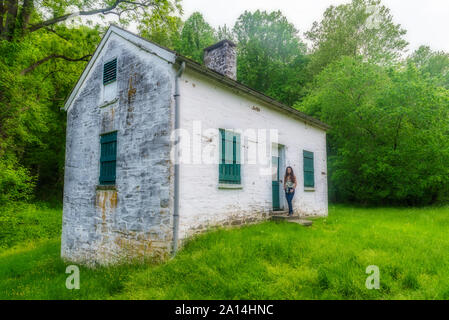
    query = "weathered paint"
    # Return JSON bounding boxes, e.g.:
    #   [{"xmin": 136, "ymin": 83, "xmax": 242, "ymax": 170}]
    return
[
  {"xmin": 61, "ymin": 32, "xmax": 176, "ymax": 265},
  {"xmin": 177, "ymin": 69, "xmax": 328, "ymax": 242}
]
